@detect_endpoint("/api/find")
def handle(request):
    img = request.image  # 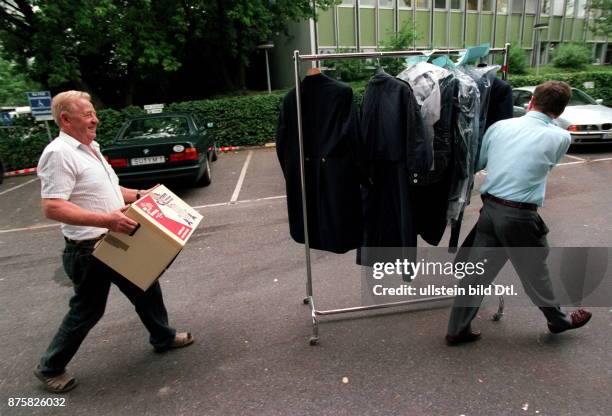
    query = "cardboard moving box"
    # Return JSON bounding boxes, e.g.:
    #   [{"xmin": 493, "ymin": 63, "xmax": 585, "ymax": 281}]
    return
[{"xmin": 93, "ymin": 185, "xmax": 202, "ymax": 291}]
